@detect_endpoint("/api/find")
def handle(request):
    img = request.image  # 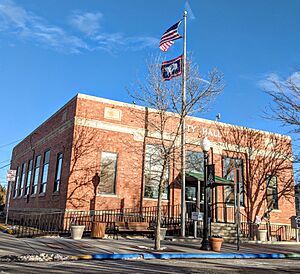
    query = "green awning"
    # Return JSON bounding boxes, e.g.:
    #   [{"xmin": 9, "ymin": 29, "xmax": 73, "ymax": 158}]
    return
[{"xmin": 187, "ymin": 171, "xmax": 234, "ymax": 186}]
